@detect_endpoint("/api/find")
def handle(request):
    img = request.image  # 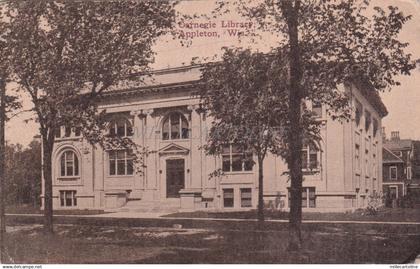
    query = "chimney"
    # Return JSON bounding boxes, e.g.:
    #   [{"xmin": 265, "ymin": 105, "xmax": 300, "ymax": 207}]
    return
[{"xmin": 391, "ymin": 131, "xmax": 400, "ymax": 141}]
